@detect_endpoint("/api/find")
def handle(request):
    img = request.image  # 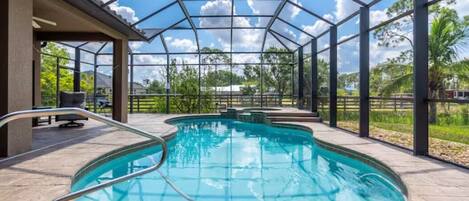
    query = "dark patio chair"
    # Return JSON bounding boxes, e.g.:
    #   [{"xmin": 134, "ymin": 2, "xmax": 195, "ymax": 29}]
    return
[{"xmin": 56, "ymin": 91, "xmax": 88, "ymax": 128}]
